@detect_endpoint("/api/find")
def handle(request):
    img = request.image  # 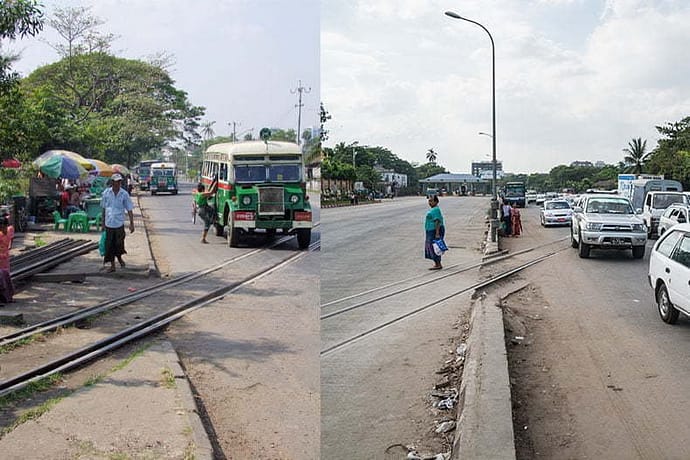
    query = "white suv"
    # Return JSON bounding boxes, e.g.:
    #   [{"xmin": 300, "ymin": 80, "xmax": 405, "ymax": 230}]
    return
[
  {"xmin": 570, "ymin": 194, "xmax": 647, "ymax": 259},
  {"xmin": 648, "ymin": 224, "xmax": 690, "ymax": 323}
]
